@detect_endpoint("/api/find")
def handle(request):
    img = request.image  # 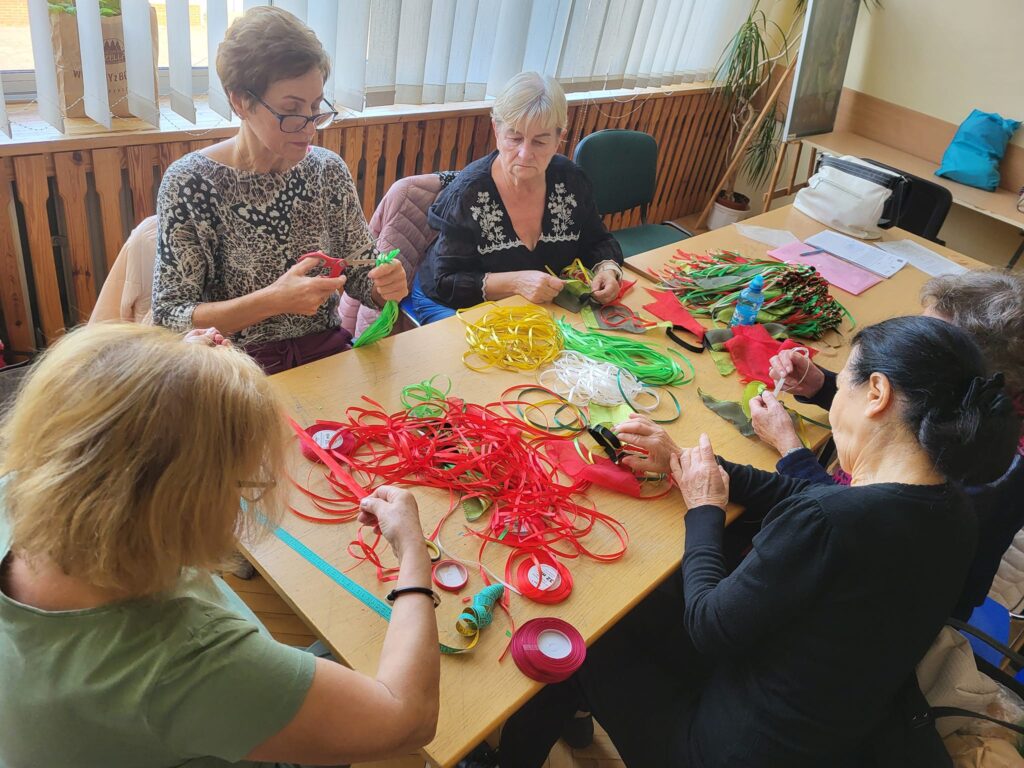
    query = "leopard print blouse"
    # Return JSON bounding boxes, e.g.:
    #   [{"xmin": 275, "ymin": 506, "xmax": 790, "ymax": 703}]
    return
[{"xmin": 152, "ymin": 147, "xmax": 377, "ymax": 345}]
